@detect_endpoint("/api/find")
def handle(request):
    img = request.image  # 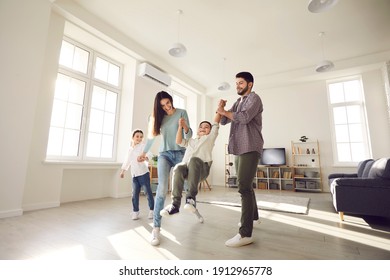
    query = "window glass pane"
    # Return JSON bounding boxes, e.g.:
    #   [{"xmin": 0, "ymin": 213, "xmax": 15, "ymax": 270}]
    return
[
  {"xmin": 62, "ymin": 129, "xmax": 80, "ymax": 156},
  {"xmin": 329, "ymin": 83, "xmax": 344, "ymax": 104},
  {"xmin": 349, "ymin": 124, "xmax": 363, "ymax": 142},
  {"xmin": 103, "ymin": 112, "xmax": 115, "ymax": 134},
  {"xmin": 337, "ymin": 143, "xmax": 351, "ymax": 162},
  {"xmin": 351, "ymin": 143, "xmax": 365, "ymax": 162},
  {"xmin": 68, "ymin": 79, "xmax": 86, "ymax": 104},
  {"xmin": 65, "ymin": 103, "xmax": 83, "ymax": 130},
  {"xmin": 91, "ymin": 86, "xmax": 106, "ymax": 110},
  {"xmin": 333, "ymin": 107, "xmax": 347, "ymax": 124},
  {"xmin": 94, "ymin": 57, "xmax": 108, "ymax": 82},
  {"xmin": 335, "ymin": 124, "xmax": 349, "ymax": 142},
  {"xmin": 173, "ymin": 94, "xmax": 185, "ymax": 109},
  {"xmin": 46, "ymin": 127, "xmax": 63, "ymax": 156},
  {"xmin": 55, "ymin": 74, "xmax": 71, "ymax": 101},
  {"xmin": 105, "ymin": 91, "xmax": 117, "ymax": 113},
  {"xmin": 346, "ymin": 105, "xmax": 361, "ymax": 124},
  {"xmin": 59, "ymin": 41, "xmax": 74, "ymax": 69},
  {"xmin": 344, "ymin": 80, "xmax": 361, "ymax": 102},
  {"xmin": 73, "ymin": 46, "xmax": 89, "ymax": 73},
  {"xmin": 101, "ymin": 135, "xmax": 113, "ymax": 158},
  {"xmin": 50, "ymin": 100, "xmax": 67, "ymax": 127},
  {"xmin": 86, "ymin": 132, "xmax": 101, "ymax": 157},
  {"xmin": 108, "ymin": 64, "xmax": 120, "ymax": 86},
  {"xmin": 89, "ymin": 109, "xmax": 104, "ymax": 133}
]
